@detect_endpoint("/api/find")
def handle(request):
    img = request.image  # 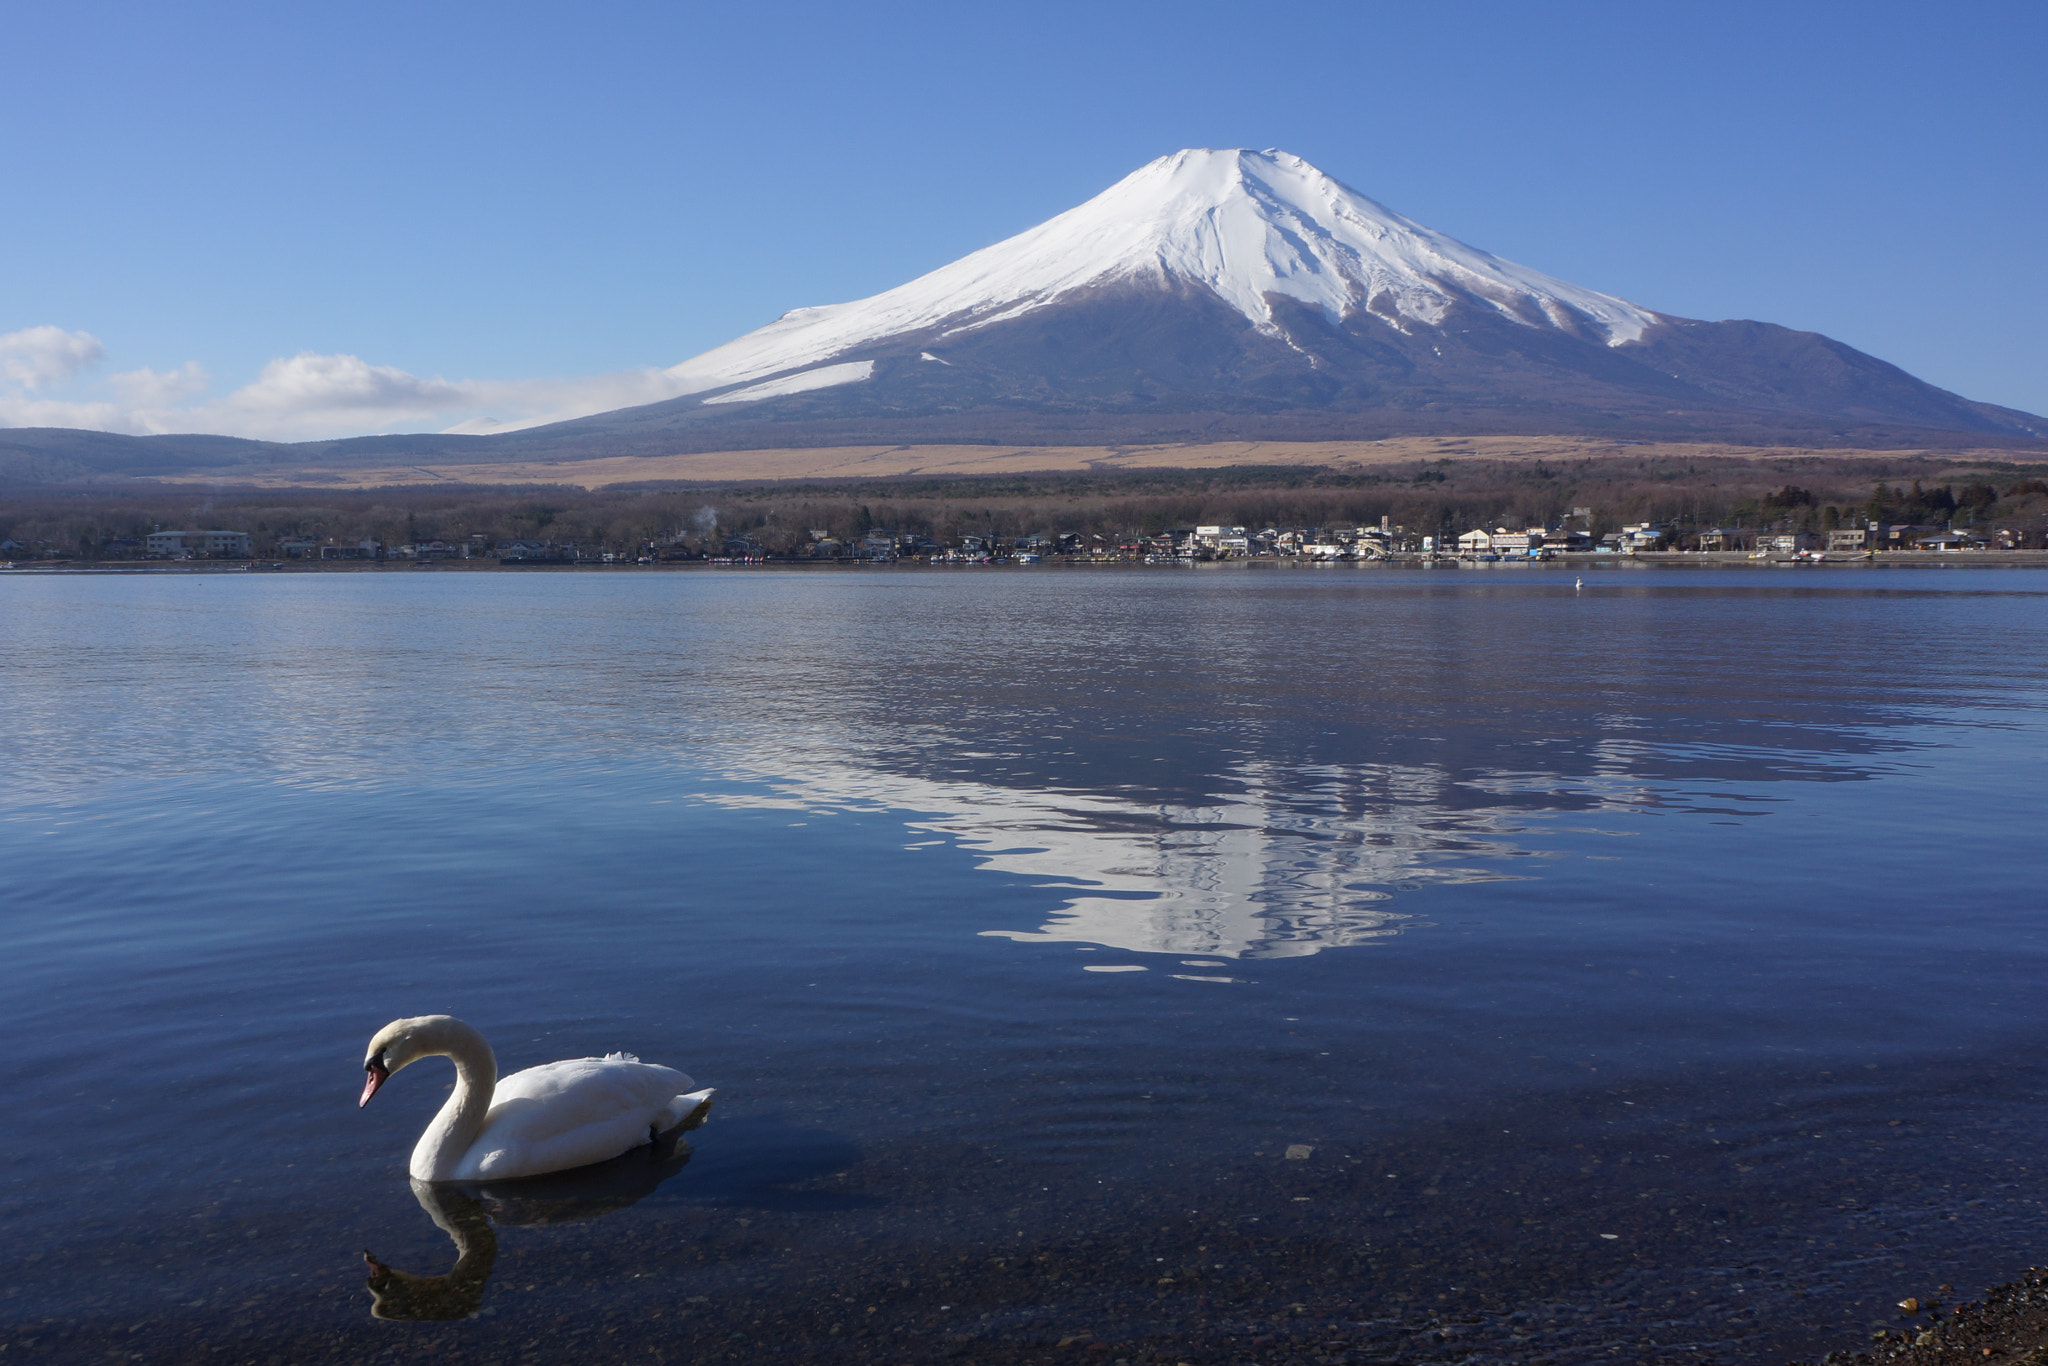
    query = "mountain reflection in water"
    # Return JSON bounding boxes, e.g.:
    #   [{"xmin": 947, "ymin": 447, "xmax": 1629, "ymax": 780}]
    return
[{"xmin": 691, "ymin": 756, "xmax": 1636, "ymax": 959}]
